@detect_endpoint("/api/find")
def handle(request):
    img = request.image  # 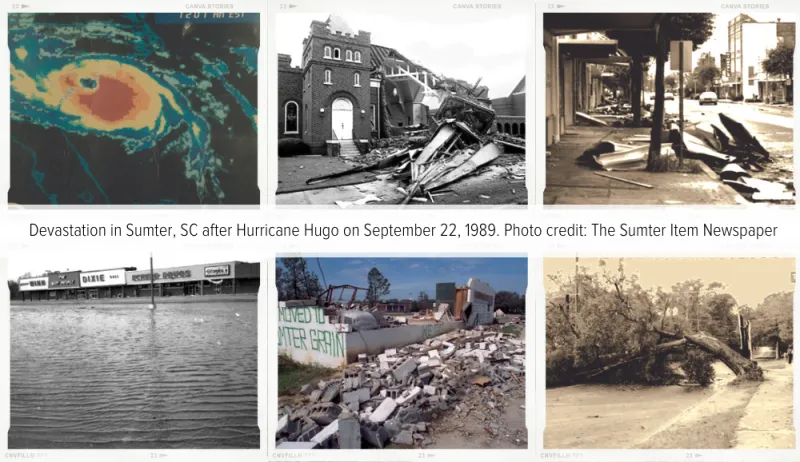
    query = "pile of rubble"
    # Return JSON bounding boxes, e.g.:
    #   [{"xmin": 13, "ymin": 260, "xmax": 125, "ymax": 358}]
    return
[
  {"xmin": 578, "ymin": 112, "xmax": 794, "ymax": 202},
  {"xmin": 305, "ymin": 95, "xmax": 525, "ymax": 204},
  {"xmin": 276, "ymin": 326, "xmax": 526, "ymax": 449}
]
